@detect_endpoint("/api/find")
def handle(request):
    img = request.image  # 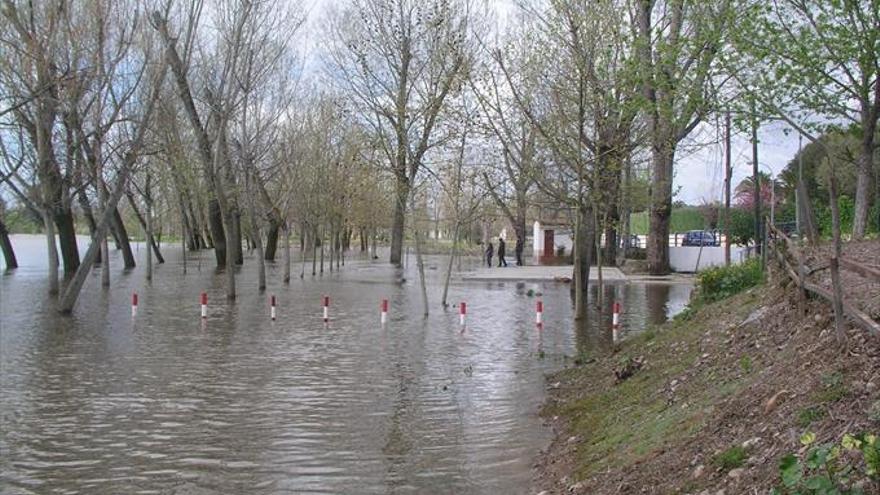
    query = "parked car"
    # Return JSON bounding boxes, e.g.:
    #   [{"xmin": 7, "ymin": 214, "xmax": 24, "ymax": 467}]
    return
[
  {"xmin": 621, "ymin": 234, "xmax": 641, "ymax": 249},
  {"xmin": 681, "ymin": 230, "xmax": 717, "ymax": 246}
]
